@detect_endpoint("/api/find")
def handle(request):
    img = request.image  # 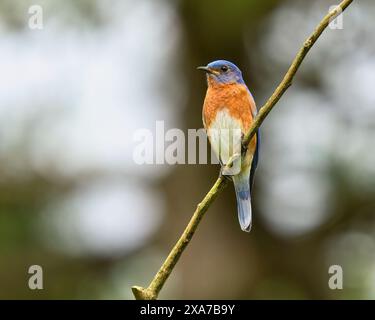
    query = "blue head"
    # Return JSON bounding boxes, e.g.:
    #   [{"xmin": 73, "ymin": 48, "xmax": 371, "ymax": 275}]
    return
[{"xmin": 197, "ymin": 60, "xmax": 244, "ymax": 85}]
